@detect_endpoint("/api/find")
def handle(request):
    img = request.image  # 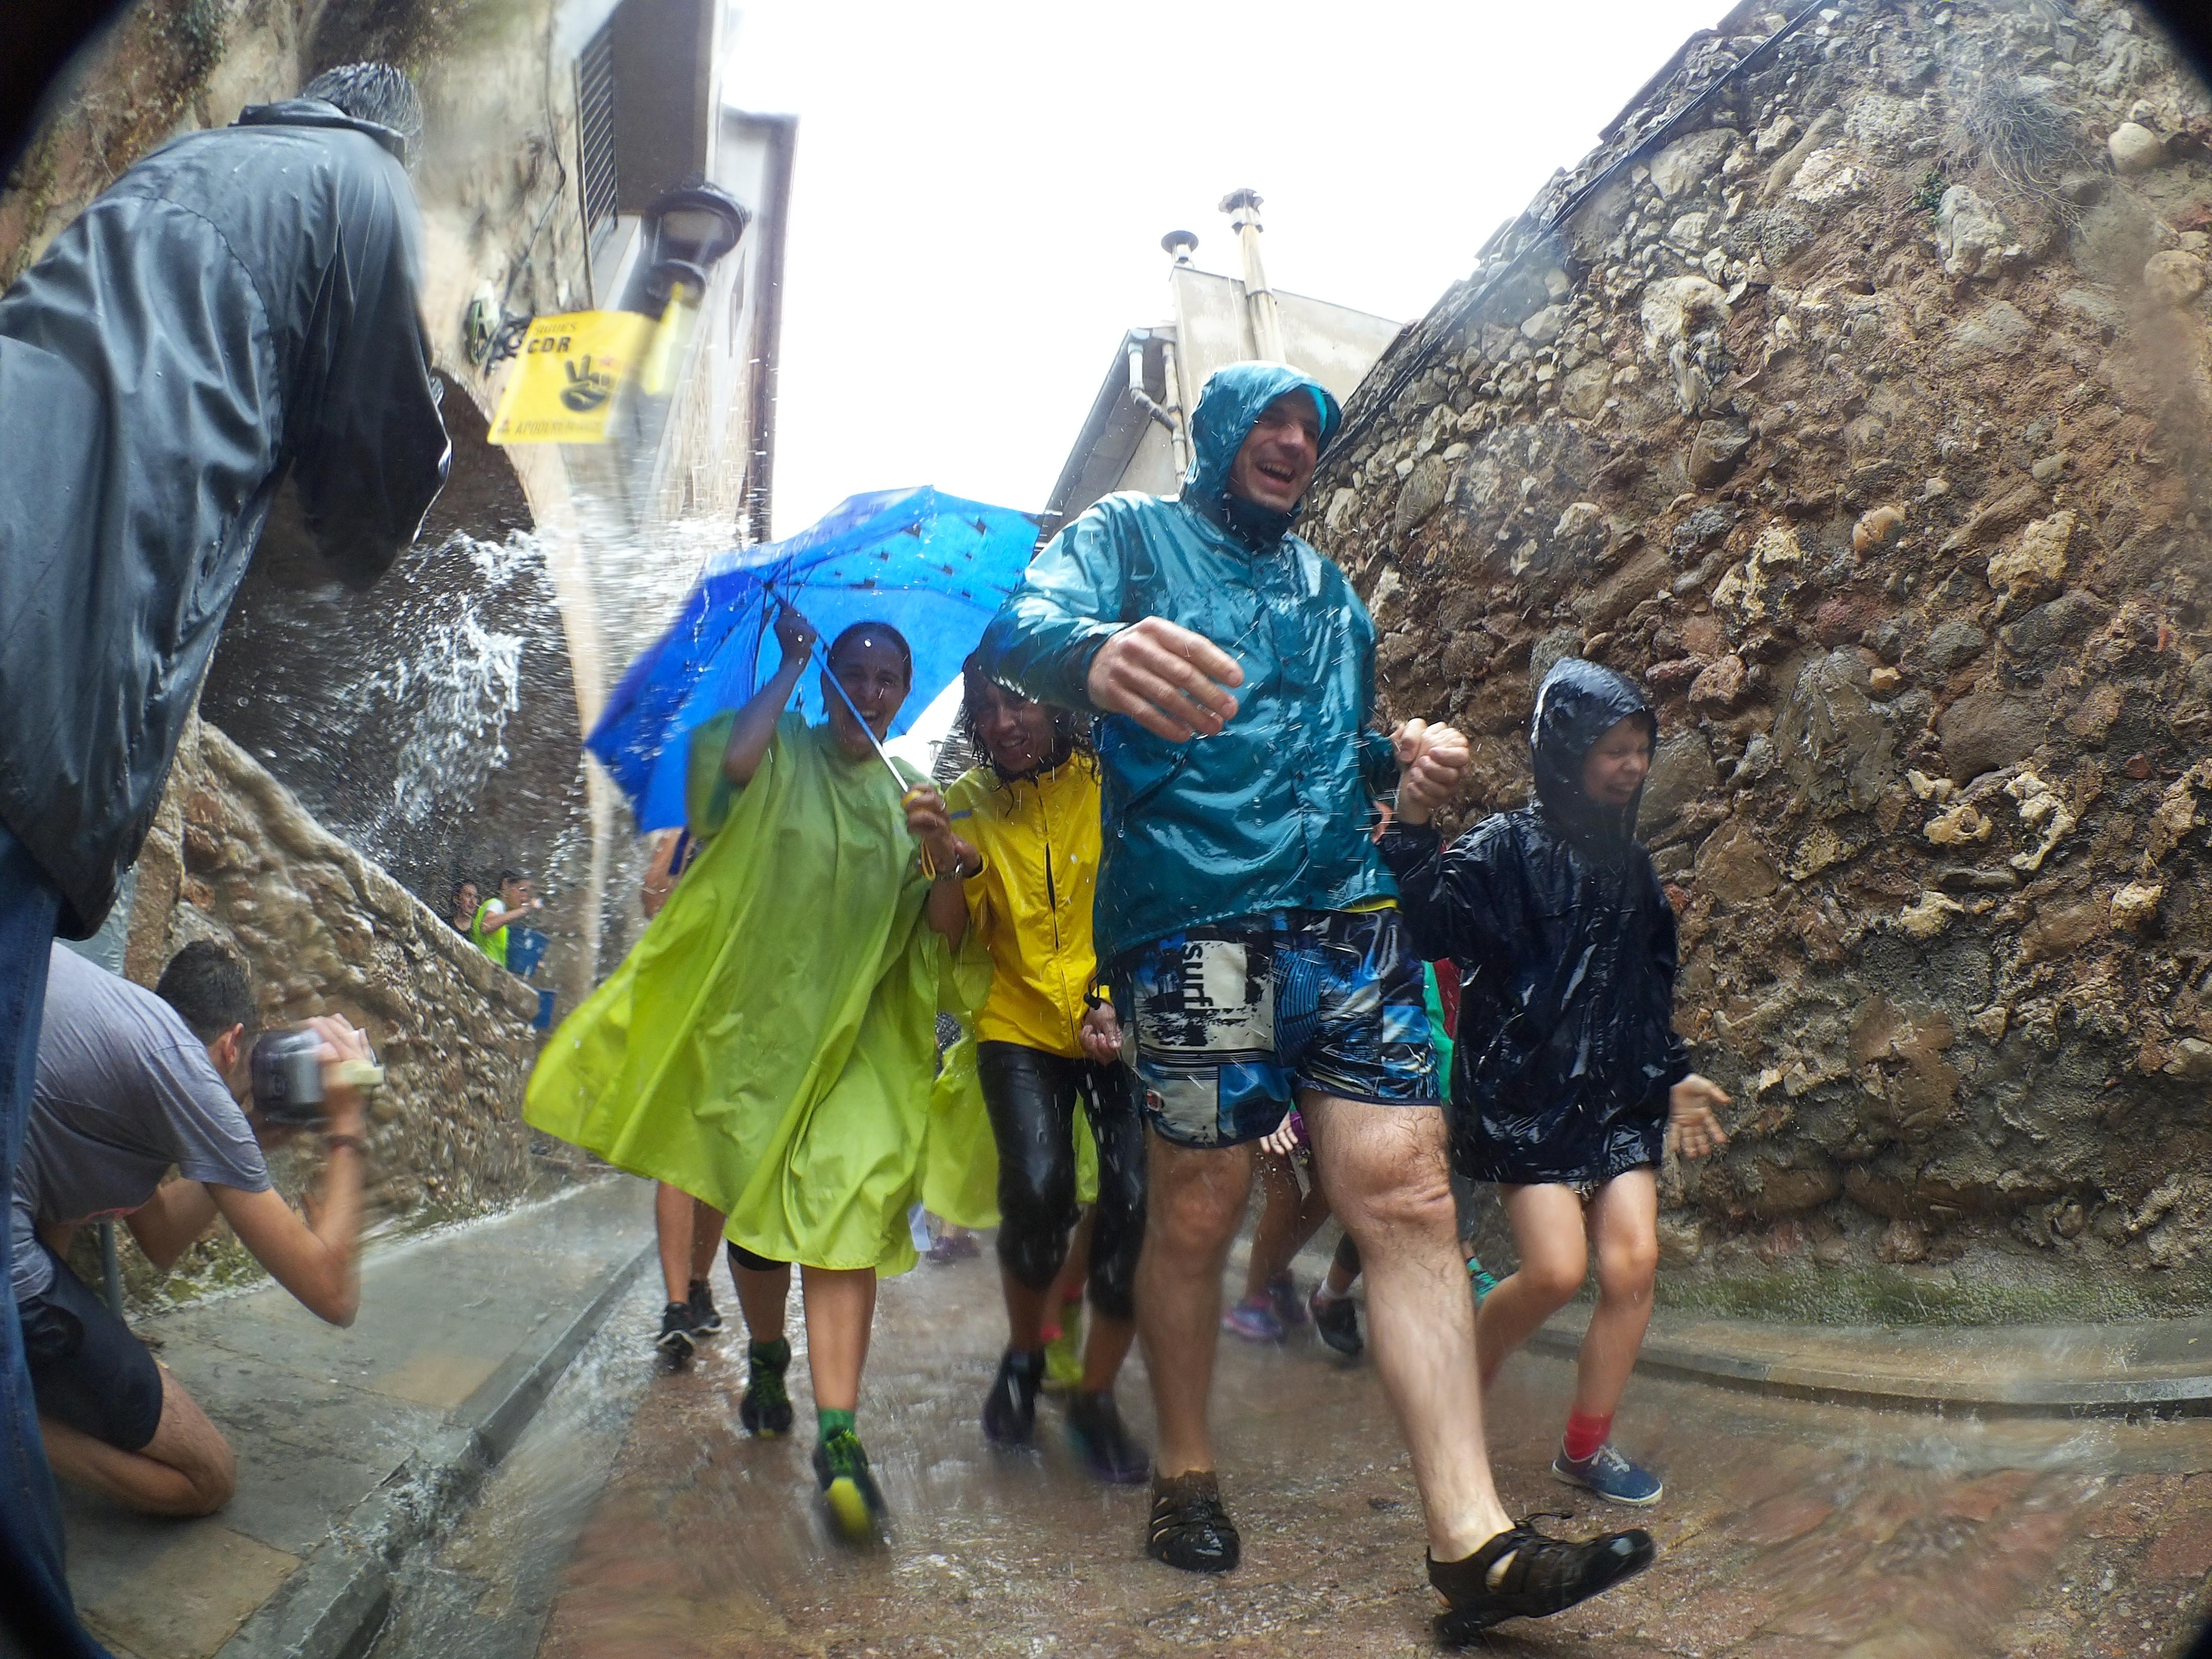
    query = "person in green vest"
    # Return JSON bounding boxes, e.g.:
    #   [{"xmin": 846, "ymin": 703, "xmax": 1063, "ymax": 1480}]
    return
[
  {"xmin": 469, "ymin": 870, "xmax": 538, "ymax": 968},
  {"xmin": 524, "ymin": 607, "xmax": 982, "ymax": 1542}
]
